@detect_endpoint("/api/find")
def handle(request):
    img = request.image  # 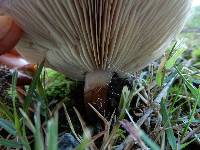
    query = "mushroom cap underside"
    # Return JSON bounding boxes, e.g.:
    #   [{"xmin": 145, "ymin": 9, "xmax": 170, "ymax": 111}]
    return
[{"xmin": 0, "ymin": 0, "xmax": 191, "ymax": 80}]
